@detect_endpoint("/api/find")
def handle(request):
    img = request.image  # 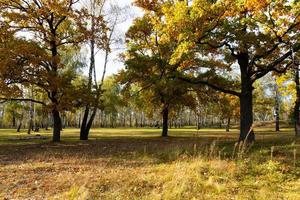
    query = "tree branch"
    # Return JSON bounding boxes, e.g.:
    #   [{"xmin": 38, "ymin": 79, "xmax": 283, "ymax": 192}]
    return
[
  {"xmin": 251, "ymin": 43, "xmax": 300, "ymax": 81},
  {"xmin": 0, "ymin": 98, "xmax": 46, "ymax": 106},
  {"xmin": 177, "ymin": 75, "xmax": 241, "ymax": 97}
]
